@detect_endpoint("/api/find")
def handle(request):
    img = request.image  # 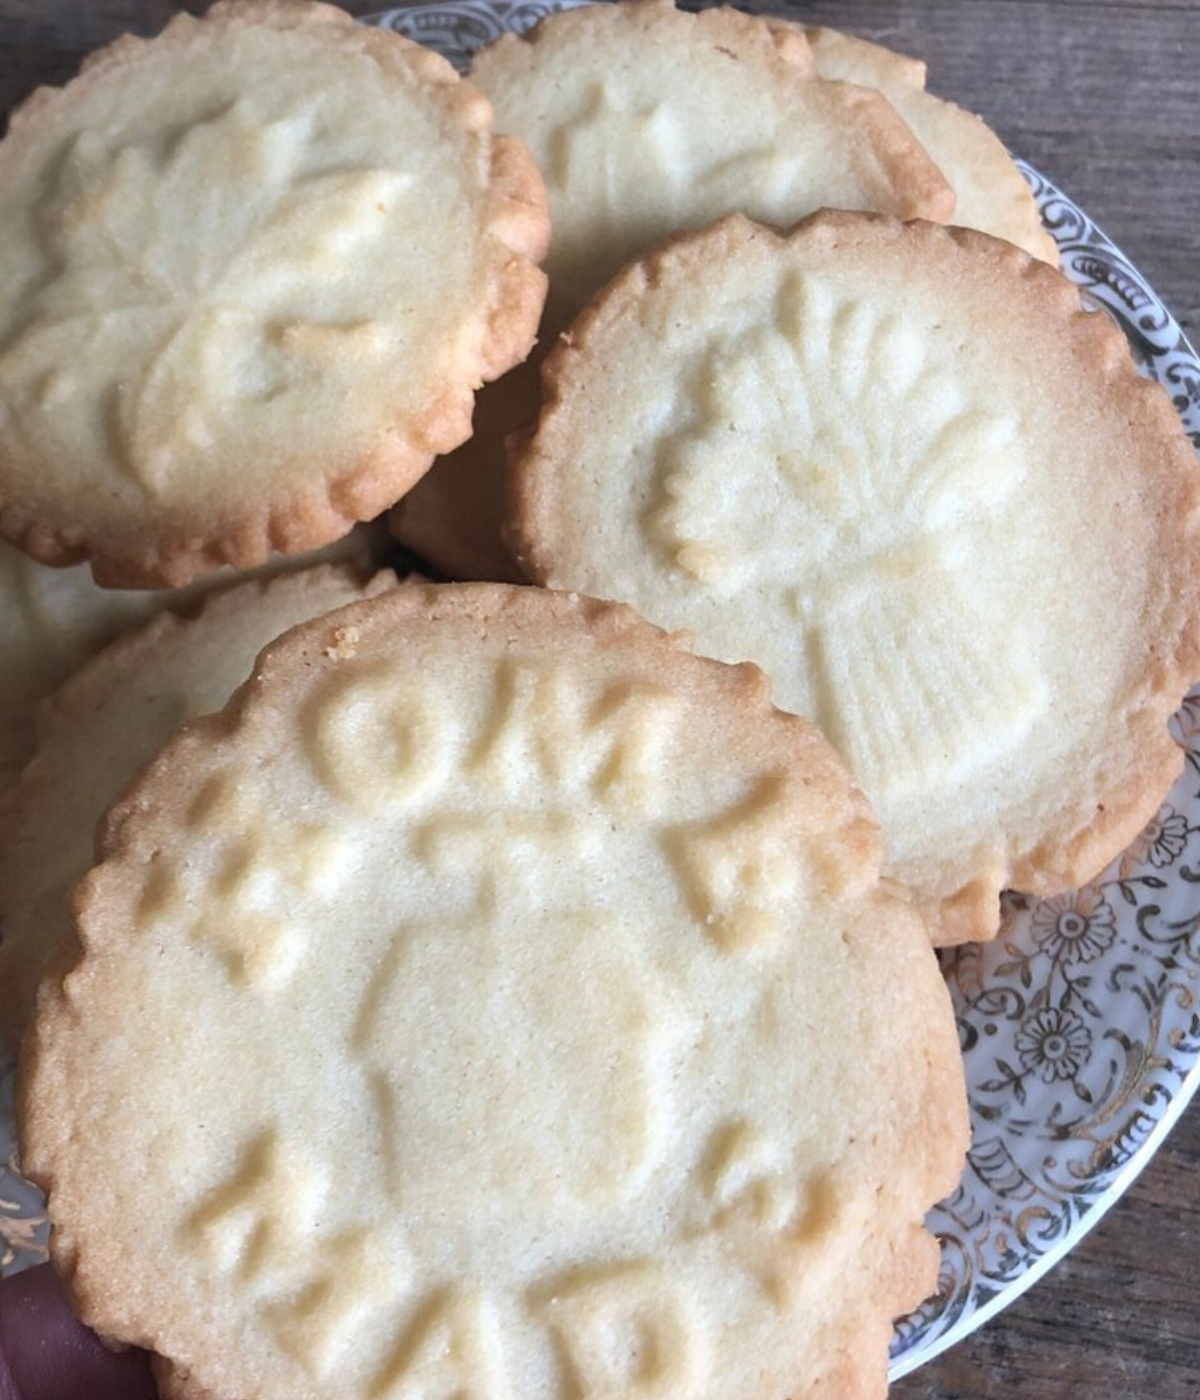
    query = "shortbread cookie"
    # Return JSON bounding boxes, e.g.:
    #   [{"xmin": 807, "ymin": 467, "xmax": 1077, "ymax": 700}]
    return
[
  {"xmin": 509, "ymin": 214, "xmax": 1200, "ymax": 944},
  {"xmin": 0, "ymin": 0, "xmax": 548, "ymax": 587},
  {"xmin": 473, "ymin": 0, "xmax": 951, "ymax": 326},
  {"xmin": 800, "ymin": 25, "xmax": 1057, "ymax": 262},
  {"xmin": 389, "ymin": 0, "xmax": 955, "ymax": 579},
  {"xmin": 0, "ymin": 522, "xmax": 386, "ymax": 789},
  {"xmin": 0, "ymin": 564, "xmax": 396, "ymax": 1050},
  {"xmin": 388, "ymin": 361, "xmax": 537, "ymax": 584},
  {"xmin": 23, "ymin": 584, "xmax": 967, "ymax": 1400},
  {"xmin": 802, "ymin": 26, "xmax": 927, "ymax": 92}
]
